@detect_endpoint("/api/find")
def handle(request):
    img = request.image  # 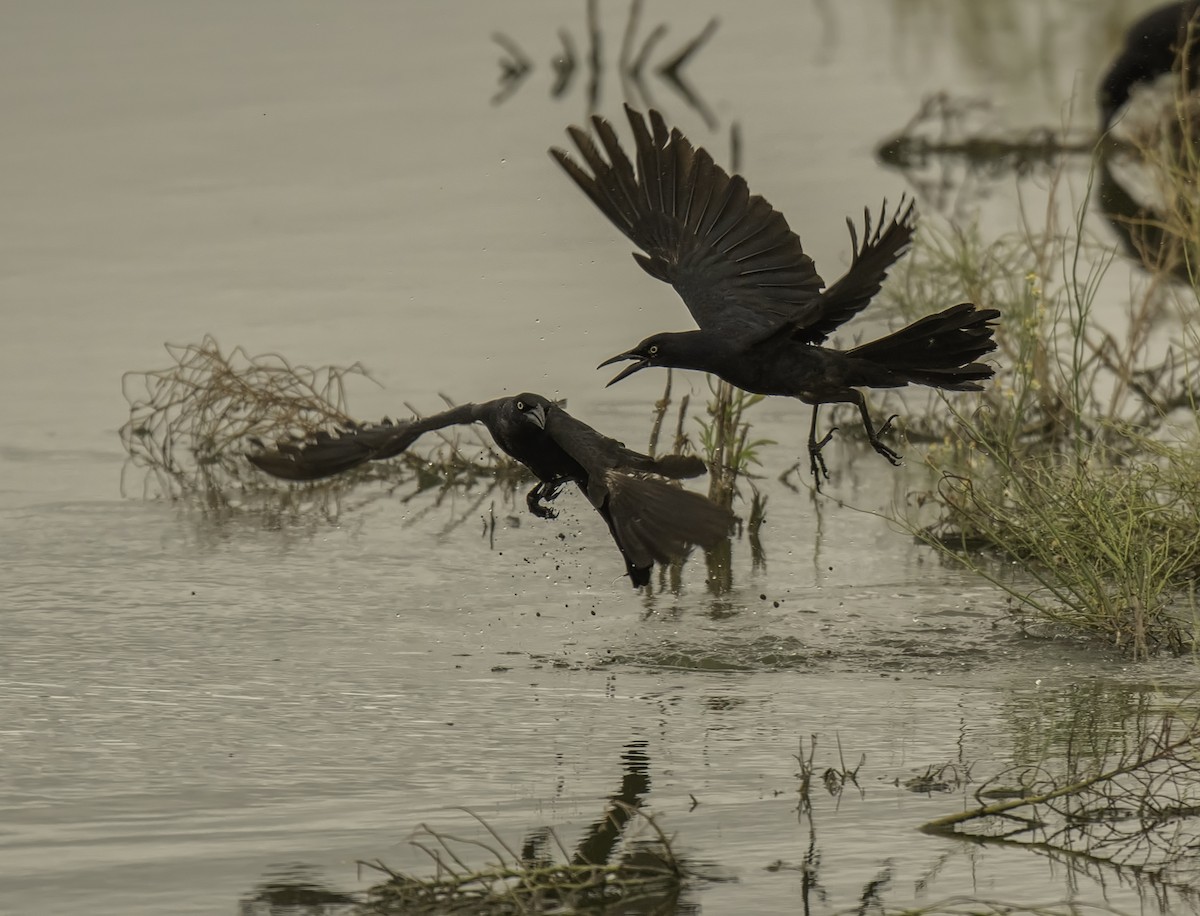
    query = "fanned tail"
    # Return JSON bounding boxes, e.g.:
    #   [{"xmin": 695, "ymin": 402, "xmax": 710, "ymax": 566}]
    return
[
  {"xmin": 847, "ymin": 302, "xmax": 1000, "ymax": 391},
  {"xmin": 600, "ymin": 472, "xmax": 735, "ymax": 587}
]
